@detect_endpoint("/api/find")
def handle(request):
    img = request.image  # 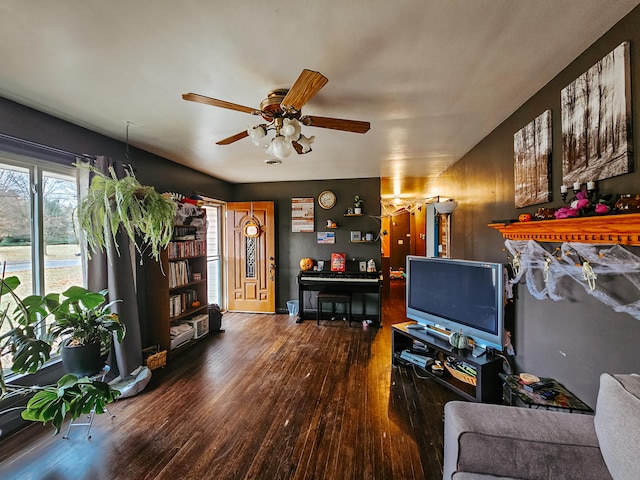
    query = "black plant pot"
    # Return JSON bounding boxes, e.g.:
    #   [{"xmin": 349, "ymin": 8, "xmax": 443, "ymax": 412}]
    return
[{"xmin": 61, "ymin": 341, "xmax": 103, "ymax": 377}]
